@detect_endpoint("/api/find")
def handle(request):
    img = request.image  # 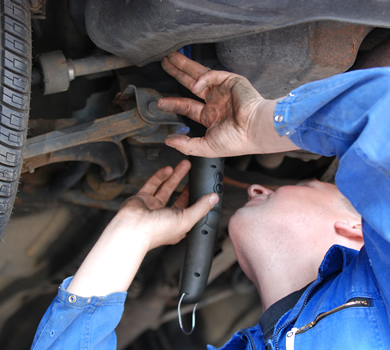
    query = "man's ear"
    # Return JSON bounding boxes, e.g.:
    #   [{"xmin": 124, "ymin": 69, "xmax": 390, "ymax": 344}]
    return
[{"xmin": 334, "ymin": 221, "xmax": 363, "ymax": 241}]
